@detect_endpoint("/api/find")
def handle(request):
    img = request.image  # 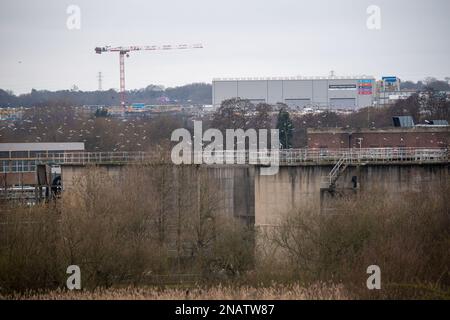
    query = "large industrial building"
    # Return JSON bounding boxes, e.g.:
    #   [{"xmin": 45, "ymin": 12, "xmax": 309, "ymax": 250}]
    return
[
  {"xmin": 213, "ymin": 76, "xmax": 375, "ymax": 110},
  {"xmin": 0, "ymin": 142, "xmax": 84, "ymax": 187}
]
